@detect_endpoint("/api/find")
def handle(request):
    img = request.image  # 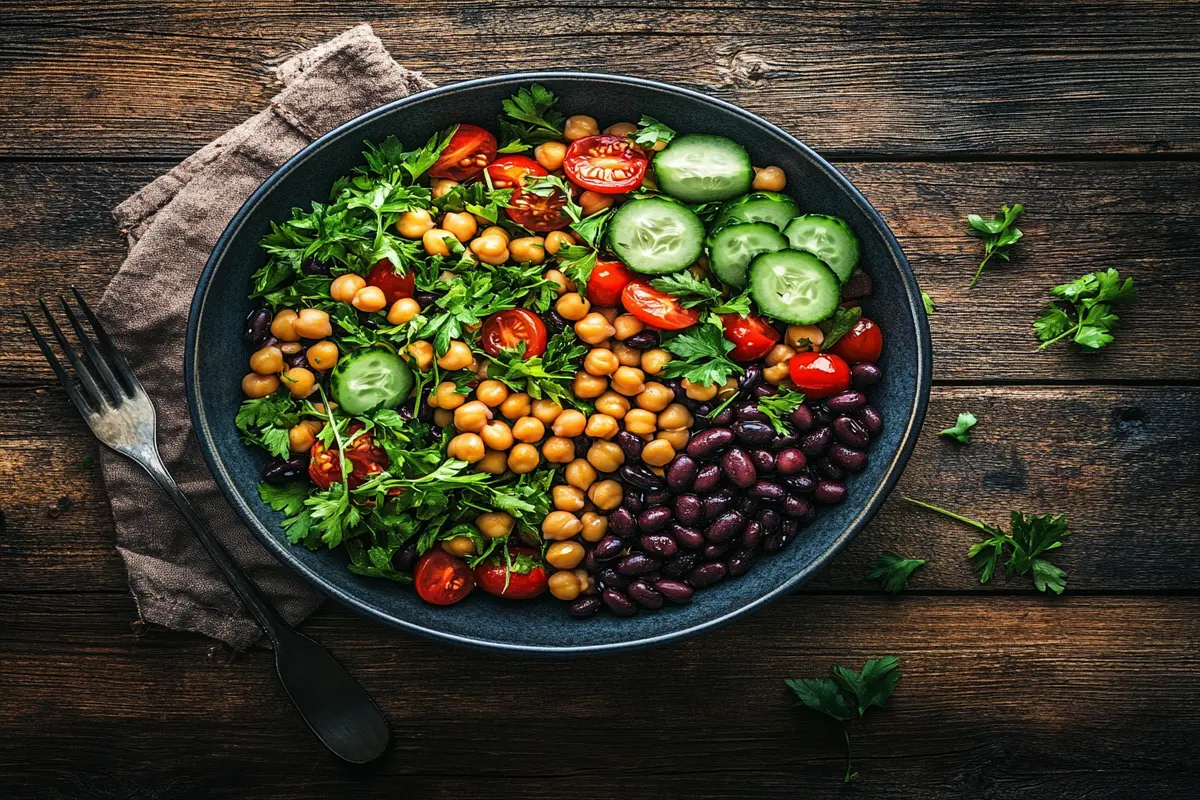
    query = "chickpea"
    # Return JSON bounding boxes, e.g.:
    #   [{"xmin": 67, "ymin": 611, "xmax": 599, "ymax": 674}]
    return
[
  {"xmin": 764, "ymin": 362, "xmax": 791, "ymax": 385},
  {"xmin": 500, "ymin": 392, "xmax": 532, "ymax": 421},
  {"xmin": 548, "ymin": 569, "xmax": 584, "ymax": 601},
  {"xmin": 453, "ymin": 400, "xmax": 492, "ymax": 433},
  {"xmin": 387, "ymin": 297, "xmax": 422, "ymax": 325},
  {"xmin": 531, "ymin": 399, "xmax": 563, "ymax": 425},
  {"xmin": 546, "ymin": 409, "xmax": 583, "ymax": 438},
  {"xmin": 583, "ymin": 348, "xmax": 619, "ymax": 377},
  {"xmin": 613, "ymin": 342, "xmax": 642, "ymax": 367},
  {"xmin": 624, "ymin": 408, "xmax": 658, "ymax": 436},
  {"xmin": 596, "ymin": 306, "xmax": 619, "ymax": 323},
  {"xmin": 481, "ymin": 420, "xmax": 514, "ymax": 450},
  {"xmin": 636, "ymin": 382, "xmax": 674, "ymax": 412},
  {"xmin": 786, "ymin": 324, "xmax": 824, "ymax": 351},
  {"xmin": 279, "ymin": 342, "xmax": 303, "ymax": 355},
  {"xmin": 441, "ymin": 535, "xmax": 477, "ymax": 557},
  {"xmin": 552, "ymin": 485, "xmax": 586, "ymax": 513},
  {"xmin": 433, "ymin": 408, "xmax": 454, "ymax": 428},
  {"xmin": 604, "ymin": 121, "xmax": 638, "ymax": 136},
  {"xmin": 534, "ymin": 141, "xmax": 568, "ymax": 171},
  {"xmin": 469, "ymin": 235, "xmax": 510, "ymax": 266},
  {"xmin": 305, "ymin": 341, "xmax": 338, "ymax": 372},
  {"xmin": 350, "ymin": 286, "xmax": 387, "ymax": 313},
  {"xmin": 249, "ymin": 345, "xmax": 284, "ymax": 375},
  {"xmin": 396, "ymin": 208, "xmax": 435, "ymax": 239},
  {"xmin": 475, "ymin": 379, "xmax": 510, "ymax": 408},
  {"xmin": 658, "ymin": 403, "xmax": 694, "ymax": 430},
  {"xmin": 641, "ymin": 438, "xmax": 676, "ymax": 467},
  {"xmin": 269, "ymin": 309, "xmax": 301, "ymax": 342},
  {"xmin": 437, "ymin": 340, "xmax": 474, "ymax": 371},
  {"xmin": 610, "ymin": 366, "xmax": 647, "ymax": 396},
  {"xmin": 546, "ymin": 540, "xmax": 586, "ymax": 570},
  {"xmin": 475, "ymin": 448, "xmax": 508, "ymax": 474},
  {"xmin": 682, "ymin": 378, "xmax": 718, "ymax": 401},
  {"xmin": 406, "ymin": 340, "xmax": 434, "ymax": 371},
  {"xmin": 565, "ymin": 458, "xmax": 598, "ymax": 491},
  {"xmin": 579, "ymin": 191, "xmax": 614, "ymax": 217},
  {"xmin": 658, "ymin": 427, "xmax": 690, "ymax": 450},
  {"xmin": 544, "ymin": 230, "xmax": 574, "ymax": 255},
  {"xmin": 476, "ymin": 511, "xmax": 515, "ymax": 539},
  {"xmin": 543, "ymin": 268, "xmax": 572, "ymax": 295},
  {"xmin": 278, "ymin": 366, "xmax": 314, "ymax": 398},
  {"xmin": 579, "ymin": 511, "xmax": 608, "ymax": 543},
  {"xmin": 555, "ymin": 292, "xmax": 591, "ymax": 322},
  {"xmin": 506, "ymin": 443, "xmax": 540, "ymax": 473},
  {"xmin": 564, "ymin": 115, "xmax": 599, "ymax": 141},
  {"xmin": 288, "ymin": 308, "xmax": 330, "ymax": 340},
  {"xmin": 329, "ymin": 274, "xmax": 367, "ymax": 304},
  {"xmin": 288, "ymin": 420, "xmax": 322, "ymax": 453},
  {"xmin": 573, "ymin": 372, "xmax": 608, "ymax": 400},
  {"xmin": 587, "ymin": 440, "xmax": 625, "ymax": 473},
  {"xmin": 594, "ymin": 390, "xmax": 631, "ymax": 420},
  {"xmin": 612, "ymin": 314, "xmax": 644, "ymax": 341},
  {"xmin": 752, "ymin": 165, "xmax": 787, "ymax": 192},
  {"xmin": 542, "ymin": 510, "xmax": 583, "ymax": 540},
  {"xmin": 585, "ymin": 413, "xmax": 619, "ymax": 440},
  {"xmin": 718, "ymin": 377, "xmax": 739, "ymax": 400},
  {"xmin": 509, "ymin": 236, "xmax": 546, "ymax": 265},
  {"xmin": 511, "ymin": 416, "xmax": 546, "ymax": 443},
  {"xmin": 587, "ymin": 479, "xmax": 623, "ymax": 510},
  {"xmin": 640, "ymin": 348, "xmax": 671, "ymax": 375},
  {"xmin": 542, "ymin": 436, "xmax": 576, "ymax": 464},
  {"xmin": 576, "ymin": 313, "xmax": 616, "ymax": 346},
  {"xmin": 422, "ymin": 228, "xmax": 454, "ymax": 257},
  {"xmin": 432, "ymin": 178, "xmax": 459, "ymax": 199},
  {"xmin": 479, "ymin": 225, "xmax": 511, "ymax": 245},
  {"xmin": 765, "ymin": 343, "xmax": 796, "ymax": 368},
  {"xmin": 441, "ymin": 211, "xmax": 477, "ymax": 243},
  {"xmin": 448, "ymin": 432, "xmax": 487, "ymax": 463}
]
